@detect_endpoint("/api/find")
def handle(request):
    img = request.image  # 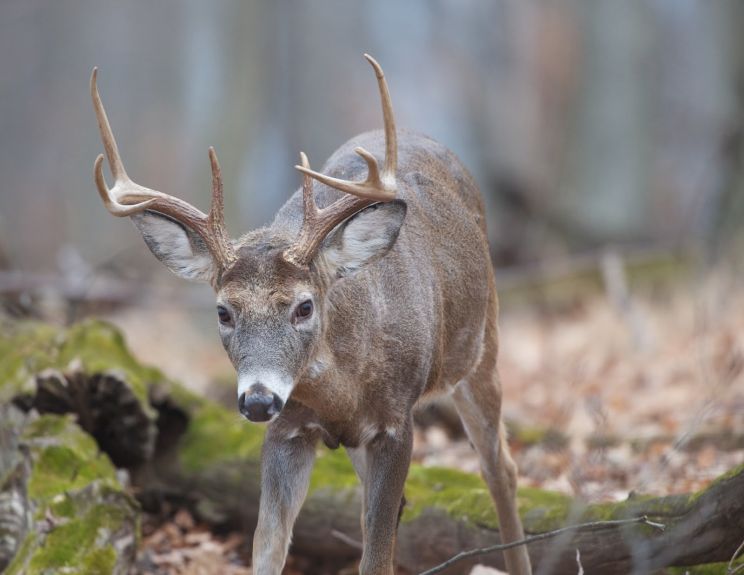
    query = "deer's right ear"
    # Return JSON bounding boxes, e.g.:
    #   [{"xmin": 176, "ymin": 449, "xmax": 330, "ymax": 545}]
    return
[
  {"xmin": 316, "ymin": 200, "xmax": 406, "ymax": 278},
  {"xmin": 131, "ymin": 212, "xmax": 217, "ymax": 282}
]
